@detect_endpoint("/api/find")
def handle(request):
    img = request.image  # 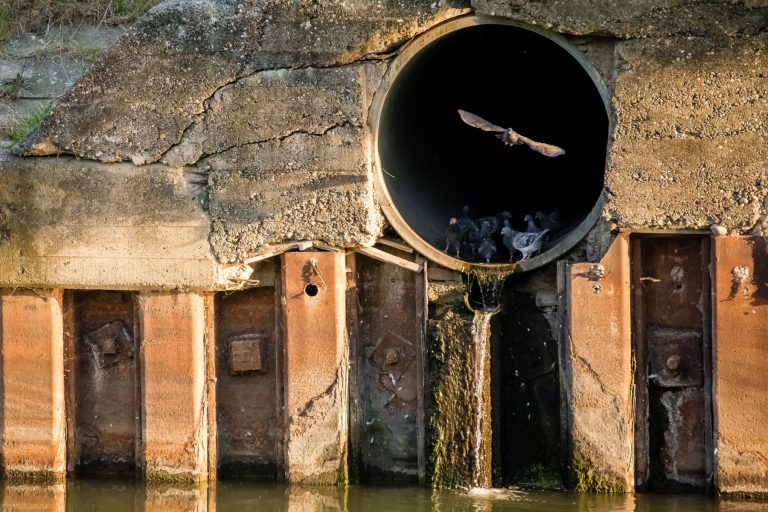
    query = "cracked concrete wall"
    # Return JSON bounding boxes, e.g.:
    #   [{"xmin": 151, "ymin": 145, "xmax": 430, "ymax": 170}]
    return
[
  {"xmin": 606, "ymin": 34, "xmax": 768, "ymax": 234},
  {"xmin": 0, "ymin": 0, "xmax": 766, "ymax": 286}
]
